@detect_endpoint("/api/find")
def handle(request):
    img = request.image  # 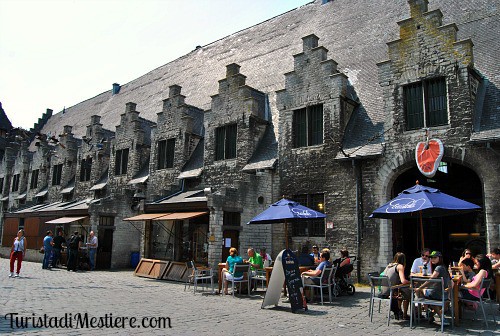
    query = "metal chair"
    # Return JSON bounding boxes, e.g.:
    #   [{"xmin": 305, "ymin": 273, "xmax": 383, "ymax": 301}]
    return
[
  {"xmin": 252, "ymin": 268, "xmax": 267, "ymax": 291},
  {"xmin": 366, "ymin": 272, "xmax": 381, "ymax": 317},
  {"xmin": 368, "ymin": 275, "xmax": 393, "ymax": 325},
  {"xmin": 184, "ymin": 261, "xmax": 214, "ymax": 294},
  {"xmin": 224, "ymin": 264, "xmax": 251, "ymax": 297},
  {"xmin": 459, "ymin": 277, "xmax": 496, "ymax": 328},
  {"xmin": 301, "ymin": 266, "xmax": 334, "ymax": 305},
  {"xmin": 328, "ymin": 266, "xmax": 339, "ymax": 300},
  {"xmin": 410, "ymin": 276, "xmax": 454, "ymax": 333}
]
